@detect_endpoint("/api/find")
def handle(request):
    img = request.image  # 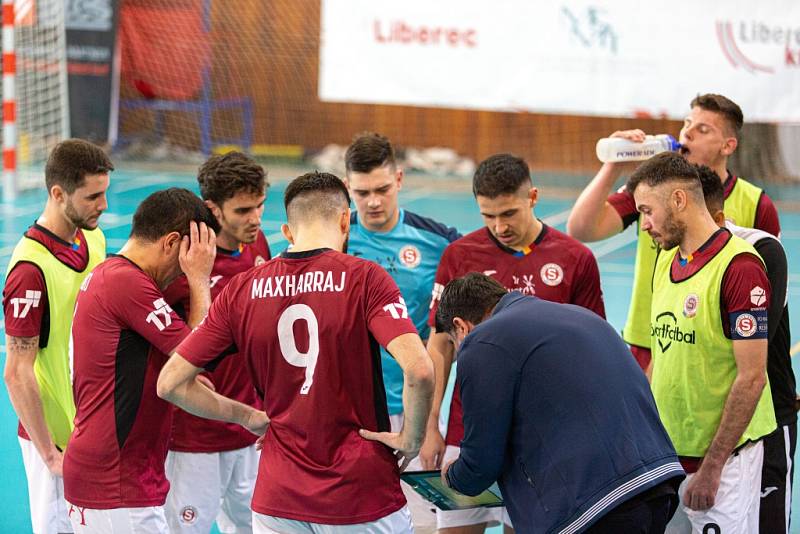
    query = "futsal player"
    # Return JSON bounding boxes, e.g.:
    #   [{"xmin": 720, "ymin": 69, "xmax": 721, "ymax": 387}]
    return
[
  {"xmin": 157, "ymin": 171, "xmax": 435, "ymax": 533},
  {"xmin": 163, "ymin": 152, "xmax": 270, "ymax": 534},
  {"xmin": 345, "ymin": 132, "xmax": 459, "ymax": 433},
  {"xmin": 630, "ymin": 153, "xmax": 775, "ymax": 533},
  {"xmin": 696, "ymin": 164, "xmax": 795, "ymax": 534},
  {"xmin": 567, "ymin": 93, "xmax": 780, "ymax": 370},
  {"xmin": 63, "ymin": 189, "xmax": 217, "ymax": 533},
  {"xmin": 344, "ymin": 132, "xmax": 460, "ymax": 532},
  {"xmin": 3, "ymin": 140, "xmax": 112, "ymax": 534},
  {"xmin": 422, "ymin": 153, "xmax": 605, "ymax": 533}
]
